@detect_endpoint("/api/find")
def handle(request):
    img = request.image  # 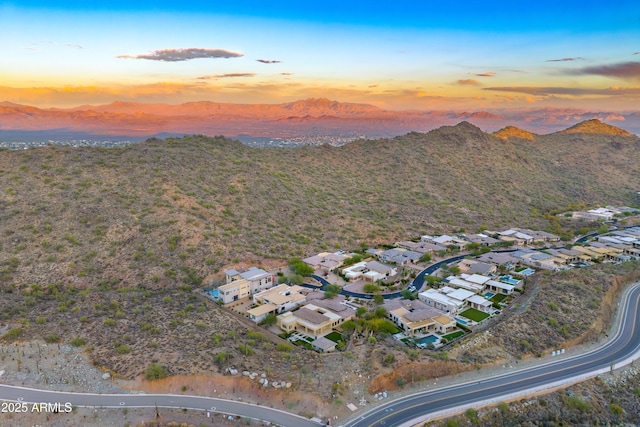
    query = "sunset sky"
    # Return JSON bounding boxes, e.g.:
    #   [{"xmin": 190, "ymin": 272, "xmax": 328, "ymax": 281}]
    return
[{"xmin": 1, "ymin": 1, "xmax": 639, "ymax": 110}]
